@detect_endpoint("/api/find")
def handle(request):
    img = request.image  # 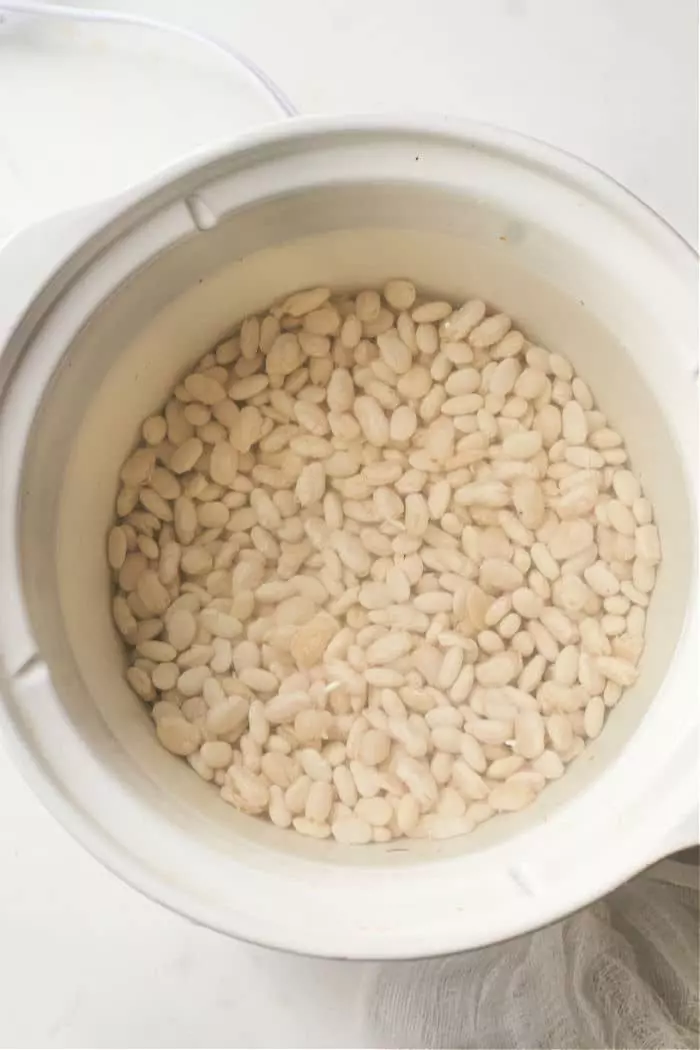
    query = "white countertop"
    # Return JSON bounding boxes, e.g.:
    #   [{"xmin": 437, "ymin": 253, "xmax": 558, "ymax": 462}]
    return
[{"xmin": 0, "ymin": 1, "xmax": 696, "ymax": 1046}]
